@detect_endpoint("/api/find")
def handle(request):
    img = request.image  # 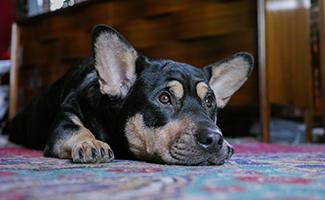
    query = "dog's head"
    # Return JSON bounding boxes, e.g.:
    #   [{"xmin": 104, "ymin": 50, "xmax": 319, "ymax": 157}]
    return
[{"xmin": 92, "ymin": 25, "xmax": 253, "ymax": 165}]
